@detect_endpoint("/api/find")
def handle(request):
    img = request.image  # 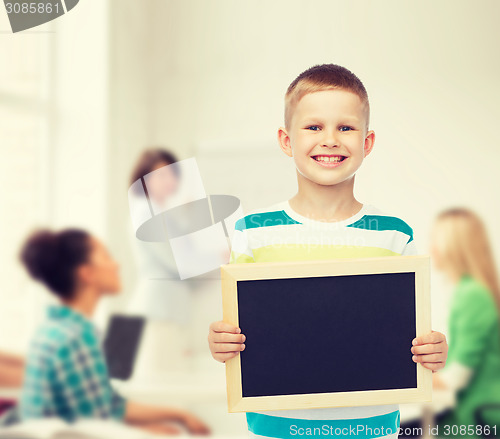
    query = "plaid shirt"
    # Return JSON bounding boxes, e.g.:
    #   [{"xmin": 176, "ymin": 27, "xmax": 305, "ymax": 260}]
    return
[{"xmin": 19, "ymin": 305, "xmax": 127, "ymax": 423}]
